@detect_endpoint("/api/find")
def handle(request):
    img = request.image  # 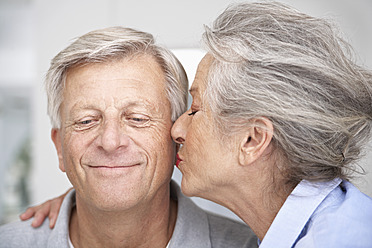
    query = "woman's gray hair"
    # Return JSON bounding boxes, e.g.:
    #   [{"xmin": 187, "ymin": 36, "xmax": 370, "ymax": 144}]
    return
[
  {"xmin": 203, "ymin": 2, "xmax": 372, "ymax": 184},
  {"xmin": 45, "ymin": 26, "xmax": 188, "ymax": 128}
]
